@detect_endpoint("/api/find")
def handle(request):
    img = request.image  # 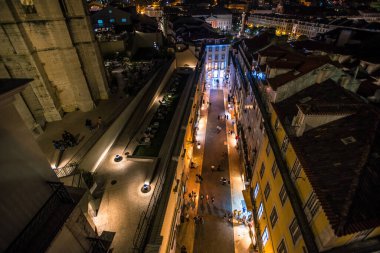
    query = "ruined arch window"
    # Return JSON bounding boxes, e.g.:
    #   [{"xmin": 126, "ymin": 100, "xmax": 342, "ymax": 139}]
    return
[{"xmin": 20, "ymin": 0, "xmax": 36, "ymax": 14}]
